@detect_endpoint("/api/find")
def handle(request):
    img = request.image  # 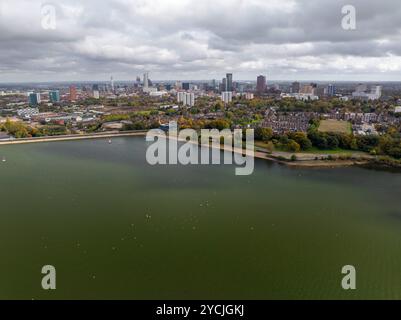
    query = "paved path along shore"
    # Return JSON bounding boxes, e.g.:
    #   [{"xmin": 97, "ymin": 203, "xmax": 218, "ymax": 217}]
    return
[{"xmin": 0, "ymin": 131, "xmax": 147, "ymax": 145}]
